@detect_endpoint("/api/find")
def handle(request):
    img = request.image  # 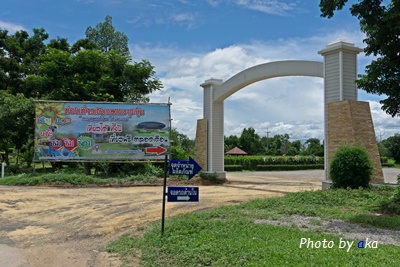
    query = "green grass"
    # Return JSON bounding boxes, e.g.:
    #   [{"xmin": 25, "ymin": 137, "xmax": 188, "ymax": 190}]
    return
[
  {"xmin": 0, "ymin": 172, "xmax": 158, "ymax": 186},
  {"xmin": 107, "ymin": 188, "xmax": 400, "ymax": 266},
  {"xmin": 387, "ymin": 158, "xmax": 400, "ymax": 168}
]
